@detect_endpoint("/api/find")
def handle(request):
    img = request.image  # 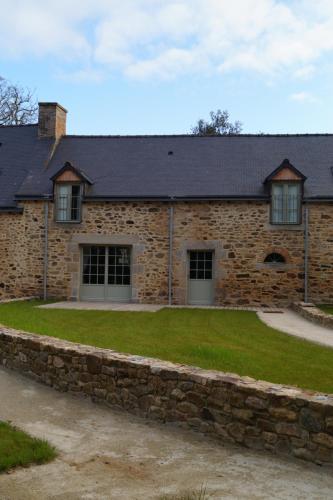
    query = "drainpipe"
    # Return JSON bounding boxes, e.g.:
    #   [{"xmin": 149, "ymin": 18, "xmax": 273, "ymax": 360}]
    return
[
  {"xmin": 43, "ymin": 200, "xmax": 49, "ymax": 300},
  {"xmin": 304, "ymin": 205, "xmax": 309, "ymax": 303},
  {"xmin": 168, "ymin": 203, "xmax": 174, "ymax": 305}
]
